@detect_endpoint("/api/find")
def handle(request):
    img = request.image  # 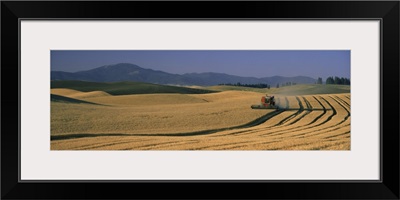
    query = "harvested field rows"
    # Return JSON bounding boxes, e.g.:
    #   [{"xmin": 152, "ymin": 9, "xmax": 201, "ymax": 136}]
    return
[{"xmin": 51, "ymin": 91, "xmax": 350, "ymax": 150}]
